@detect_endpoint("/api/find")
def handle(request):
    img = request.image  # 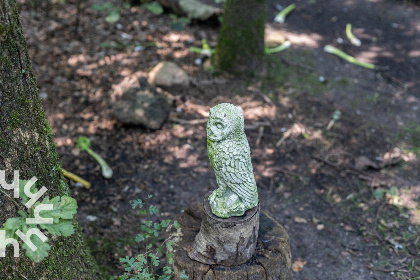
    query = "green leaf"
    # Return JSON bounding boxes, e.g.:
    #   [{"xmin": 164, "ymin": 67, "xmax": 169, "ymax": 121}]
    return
[
  {"xmin": 19, "ymin": 179, "xmax": 37, "ymax": 205},
  {"xmin": 105, "ymin": 10, "xmax": 121, "ymax": 24},
  {"xmin": 22, "ymin": 233, "xmax": 51, "ymax": 262},
  {"xmin": 180, "ymin": 270, "xmax": 189, "ymax": 279},
  {"xmin": 373, "ymin": 188, "xmax": 384, "ymax": 200},
  {"xmin": 173, "ymin": 220, "xmax": 180, "ymax": 229},
  {"xmin": 37, "ymin": 196, "xmax": 78, "ymax": 223},
  {"xmin": 132, "ymin": 199, "xmax": 143, "ymax": 209},
  {"xmin": 142, "ymin": 1, "xmax": 164, "ymax": 15},
  {"xmin": 137, "ymin": 209, "xmax": 147, "ymax": 215},
  {"xmin": 135, "ymin": 234, "xmax": 145, "ymax": 243},
  {"xmin": 145, "ymin": 221, "xmax": 152, "ymax": 227},
  {"xmin": 2, "ymin": 216, "xmax": 26, "ymax": 237},
  {"xmin": 160, "ymin": 219, "xmax": 171, "ymax": 228},
  {"xmin": 149, "ymin": 253, "xmax": 160, "ymax": 266},
  {"xmin": 39, "ymin": 220, "xmax": 74, "ymax": 237},
  {"xmin": 388, "ymin": 186, "xmax": 399, "ymax": 197},
  {"xmin": 154, "ymin": 222, "xmax": 162, "ymax": 230}
]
